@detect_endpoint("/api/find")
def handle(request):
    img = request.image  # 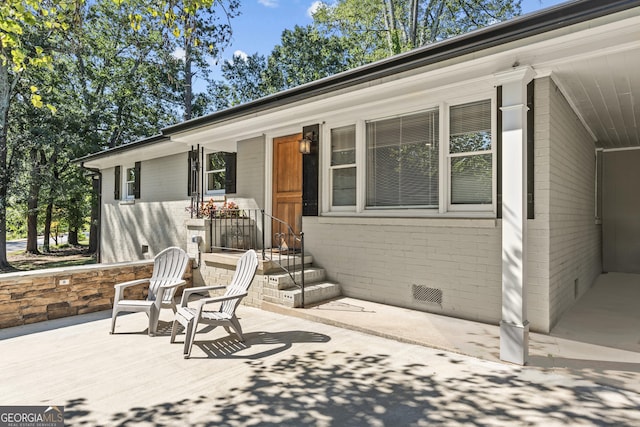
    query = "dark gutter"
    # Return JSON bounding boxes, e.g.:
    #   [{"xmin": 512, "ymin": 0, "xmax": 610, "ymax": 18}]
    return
[
  {"xmin": 162, "ymin": 0, "xmax": 640, "ymax": 135},
  {"xmin": 73, "ymin": 134, "xmax": 169, "ymax": 163}
]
